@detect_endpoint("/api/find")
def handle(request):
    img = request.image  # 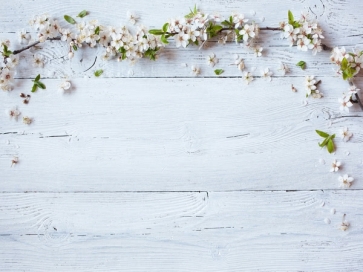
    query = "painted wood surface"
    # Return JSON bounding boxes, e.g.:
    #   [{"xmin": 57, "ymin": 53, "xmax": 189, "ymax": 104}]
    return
[
  {"xmin": 1, "ymin": 191, "xmax": 363, "ymax": 271},
  {"xmin": 1, "ymin": 0, "xmax": 363, "ymax": 271}
]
